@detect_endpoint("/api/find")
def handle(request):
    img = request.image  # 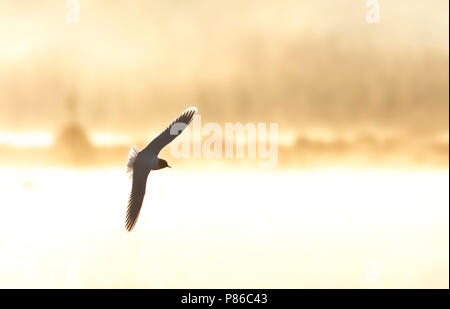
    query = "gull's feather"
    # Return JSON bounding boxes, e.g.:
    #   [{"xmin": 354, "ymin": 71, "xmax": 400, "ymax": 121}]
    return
[
  {"xmin": 142, "ymin": 106, "xmax": 197, "ymax": 155},
  {"xmin": 126, "ymin": 145, "xmax": 139, "ymax": 176},
  {"xmin": 125, "ymin": 164, "xmax": 149, "ymax": 232}
]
